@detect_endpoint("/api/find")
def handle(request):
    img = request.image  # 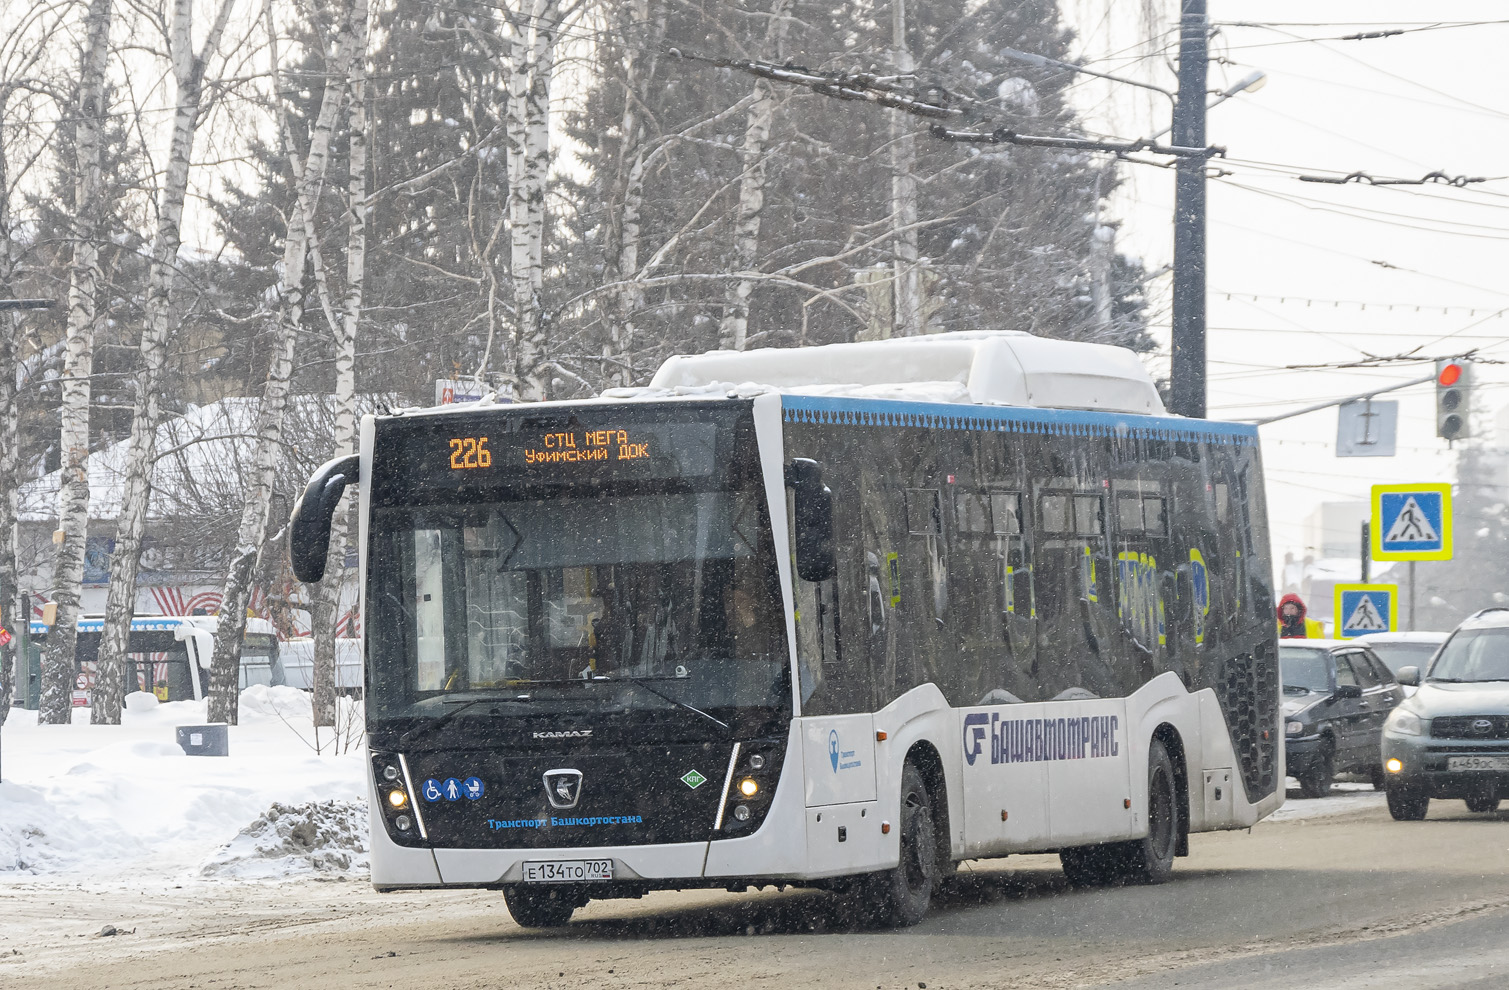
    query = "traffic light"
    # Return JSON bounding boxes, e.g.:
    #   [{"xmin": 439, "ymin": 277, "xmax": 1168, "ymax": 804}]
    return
[{"xmin": 1435, "ymin": 359, "xmax": 1473, "ymax": 440}]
